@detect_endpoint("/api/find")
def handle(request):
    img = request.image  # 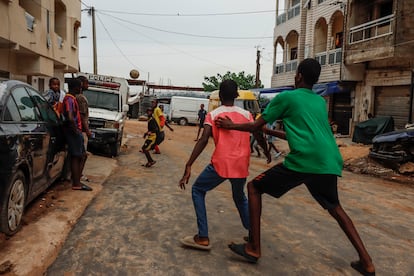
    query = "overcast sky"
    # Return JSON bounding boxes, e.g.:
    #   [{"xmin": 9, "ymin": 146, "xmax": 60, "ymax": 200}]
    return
[{"xmin": 78, "ymin": 0, "xmax": 276, "ymax": 88}]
